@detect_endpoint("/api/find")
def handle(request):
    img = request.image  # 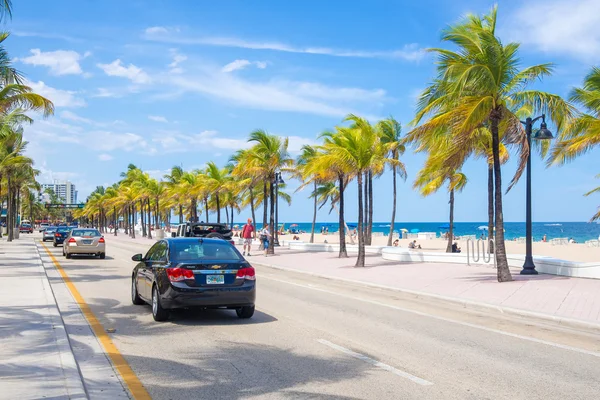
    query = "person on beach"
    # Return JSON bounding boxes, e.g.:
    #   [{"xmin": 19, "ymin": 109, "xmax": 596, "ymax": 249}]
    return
[
  {"xmin": 452, "ymin": 242, "xmax": 461, "ymax": 253},
  {"xmin": 241, "ymin": 218, "xmax": 255, "ymax": 256},
  {"xmin": 260, "ymin": 225, "xmax": 271, "ymax": 256},
  {"xmin": 409, "ymin": 240, "xmax": 421, "ymax": 249},
  {"xmin": 393, "ymin": 239, "xmax": 399, "ymax": 247},
  {"xmin": 542, "ymin": 234, "xmax": 547, "ymax": 242}
]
